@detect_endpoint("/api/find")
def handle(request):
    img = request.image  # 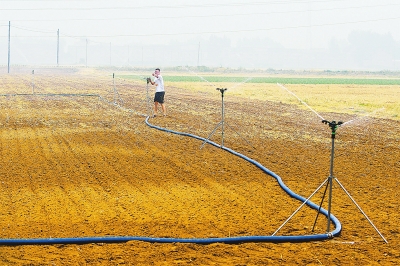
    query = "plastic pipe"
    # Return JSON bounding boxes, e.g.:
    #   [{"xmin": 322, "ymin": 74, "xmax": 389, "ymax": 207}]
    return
[
  {"xmin": 144, "ymin": 118, "xmax": 341, "ymax": 238},
  {"xmin": 0, "ymin": 233, "xmax": 334, "ymax": 245},
  {"xmin": 0, "ymin": 117, "xmax": 341, "ymax": 246}
]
